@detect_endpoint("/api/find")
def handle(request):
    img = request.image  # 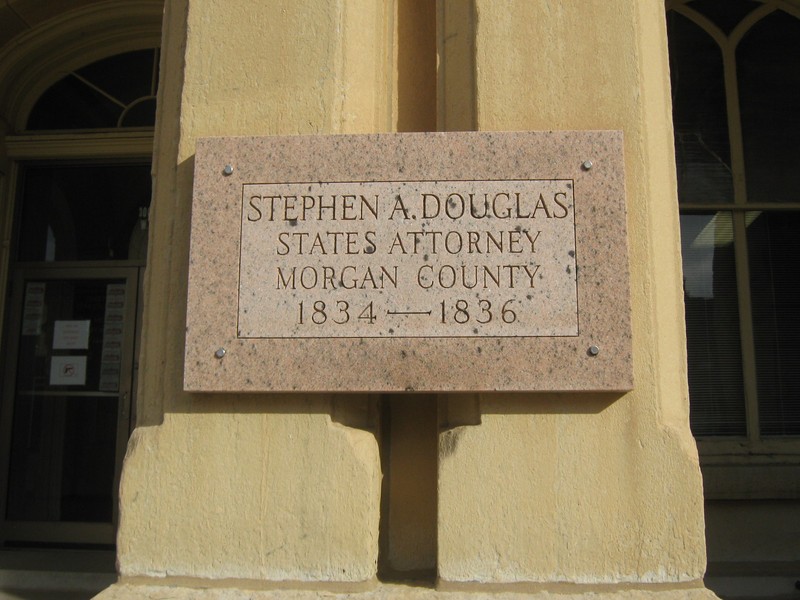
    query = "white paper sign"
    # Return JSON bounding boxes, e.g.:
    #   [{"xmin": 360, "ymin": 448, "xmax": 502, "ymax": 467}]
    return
[
  {"xmin": 22, "ymin": 282, "xmax": 46, "ymax": 336},
  {"xmin": 49, "ymin": 356, "xmax": 87, "ymax": 386},
  {"xmin": 99, "ymin": 283, "xmax": 126, "ymax": 392},
  {"xmin": 53, "ymin": 320, "xmax": 91, "ymax": 350}
]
